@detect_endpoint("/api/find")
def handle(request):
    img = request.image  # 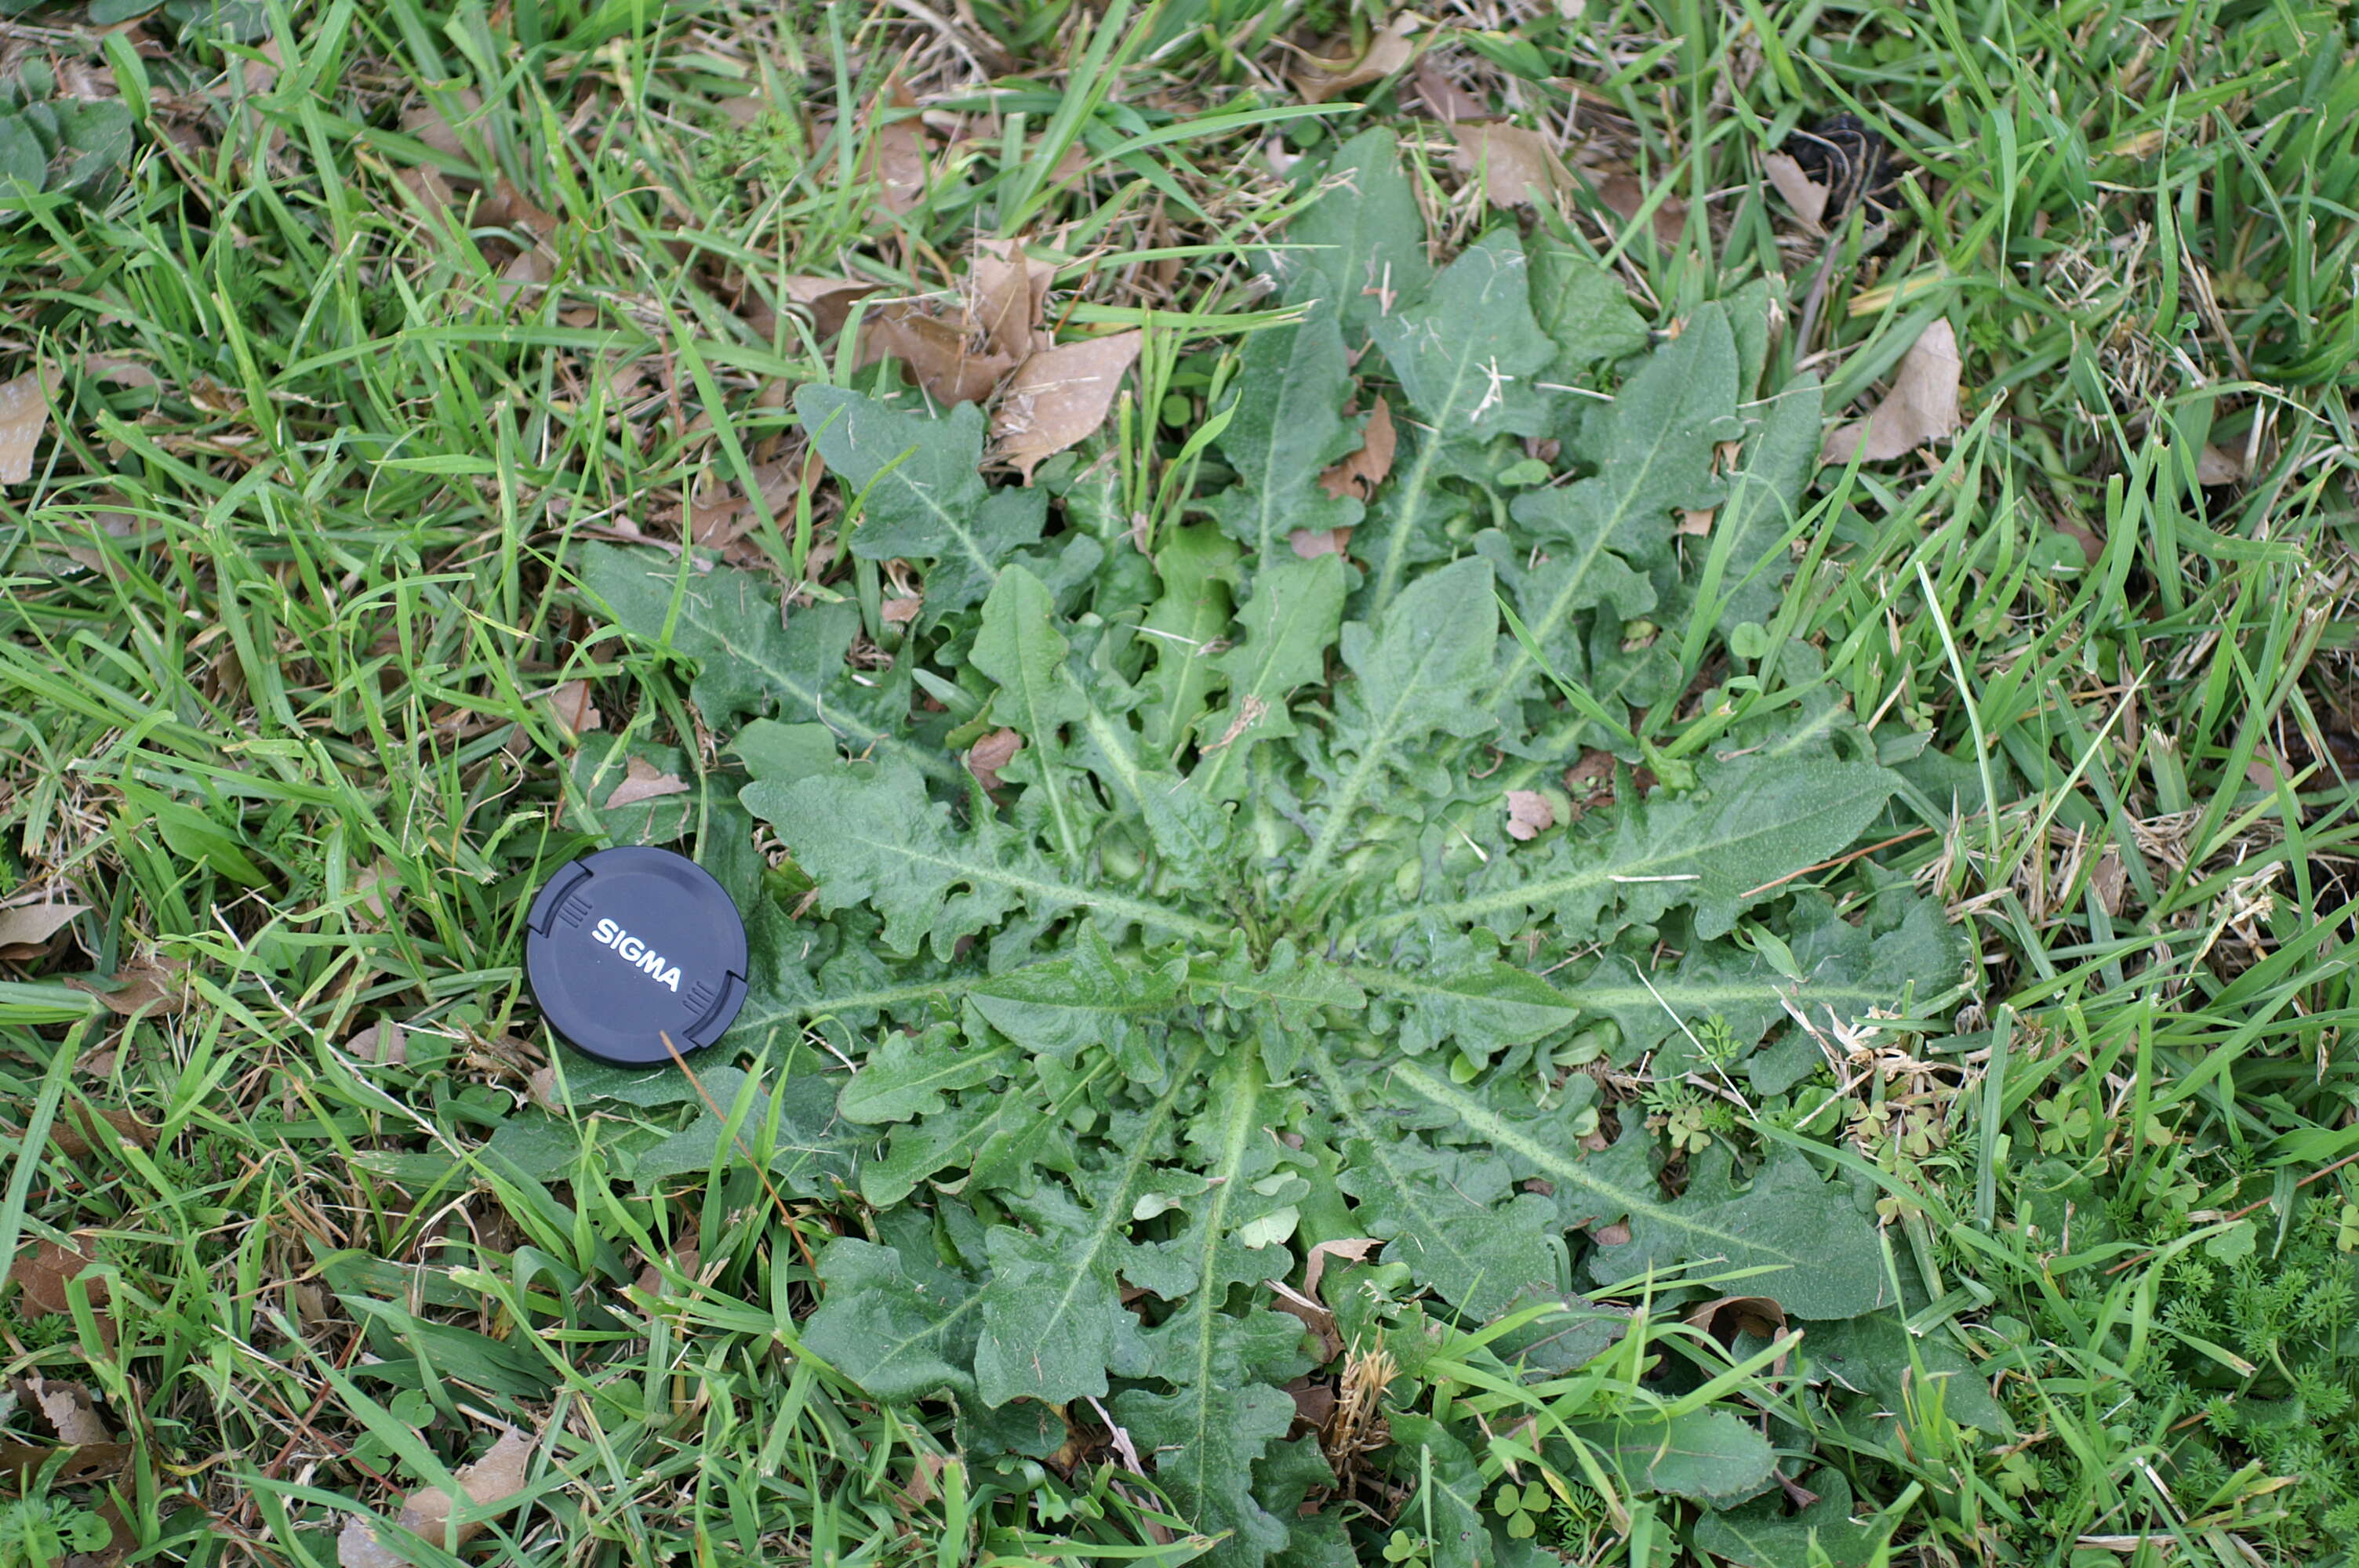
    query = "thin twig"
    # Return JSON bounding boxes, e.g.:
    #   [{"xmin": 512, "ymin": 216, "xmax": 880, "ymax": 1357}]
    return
[
  {"xmin": 660, "ymin": 1031, "xmax": 823, "ymax": 1279},
  {"xmin": 1739, "ymin": 826, "xmax": 1934, "ymax": 900},
  {"xmin": 2102, "ymin": 1149, "xmax": 2359, "ymax": 1277}
]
